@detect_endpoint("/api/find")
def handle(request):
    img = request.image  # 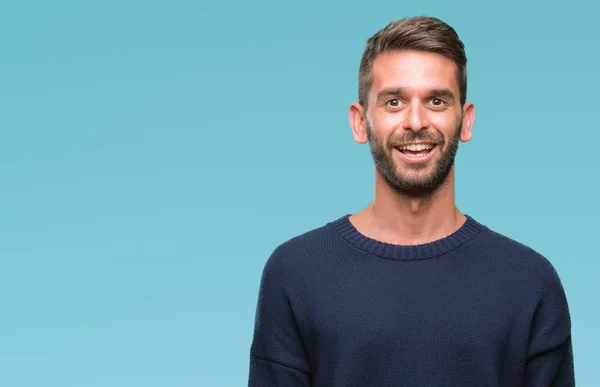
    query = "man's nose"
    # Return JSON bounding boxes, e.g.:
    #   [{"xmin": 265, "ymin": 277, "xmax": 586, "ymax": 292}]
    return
[{"xmin": 403, "ymin": 102, "xmax": 428, "ymax": 132}]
